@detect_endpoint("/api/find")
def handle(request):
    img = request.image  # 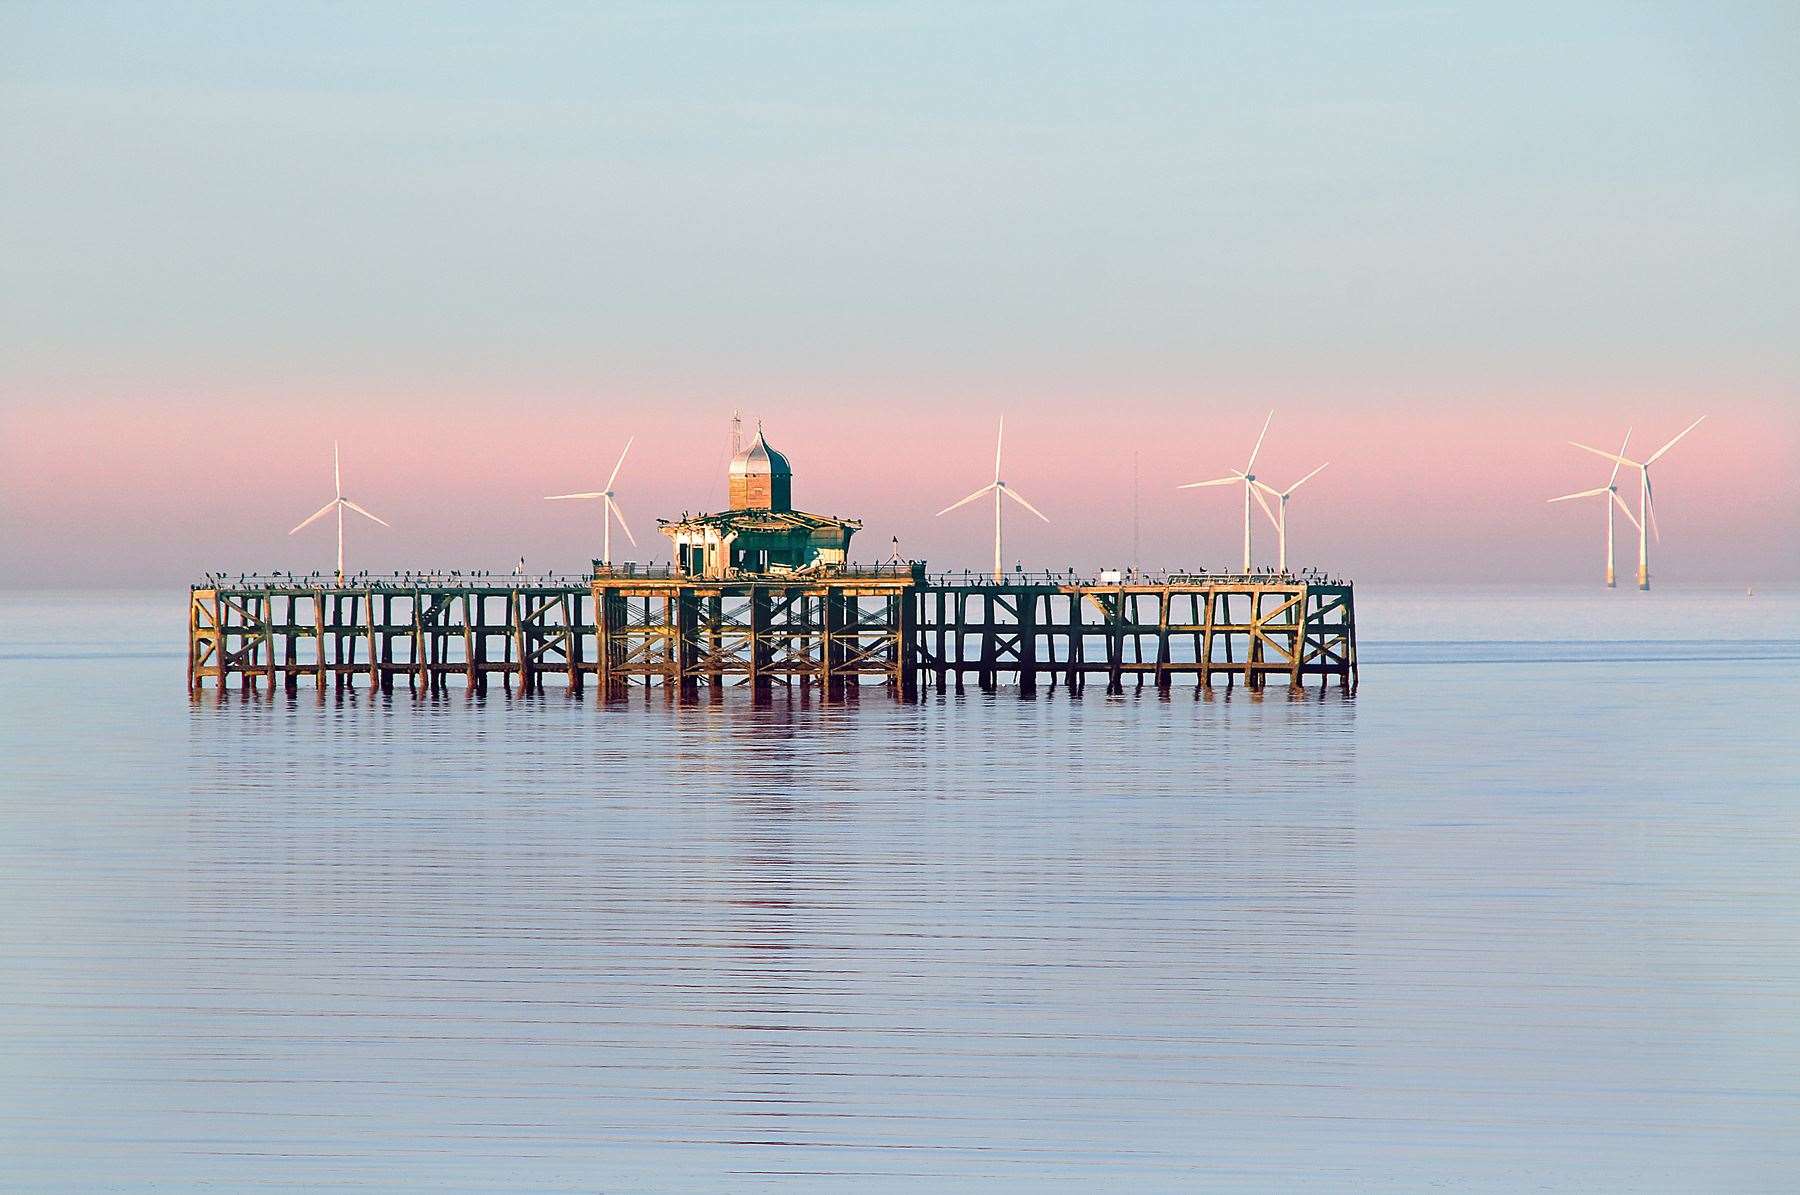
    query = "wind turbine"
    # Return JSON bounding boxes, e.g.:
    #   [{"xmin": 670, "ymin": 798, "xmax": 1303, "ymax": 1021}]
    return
[
  {"xmin": 1571, "ymin": 416, "xmax": 1705, "ymax": 590},
  {"xmin": 1548, "ymin": 428, "xmax": 1637, "ymax": 587},
  {"xmin": 937, "ymin": 416, "xmax": 1049, "ymax": 583},
  {"xmin": 1179, "ymin": 410, "xmax": 1274, "ymax": 574},
  {"xmin": 545, "ymin": 437, "xmax": 637, "ymax": 565},
  {"xmin": 1251, "ymin": 462, "xmax": 1329, "ymax": 575},
  {"xmin": 289, "ymin": 441, "xmax": 389, "ymax": 583}
]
